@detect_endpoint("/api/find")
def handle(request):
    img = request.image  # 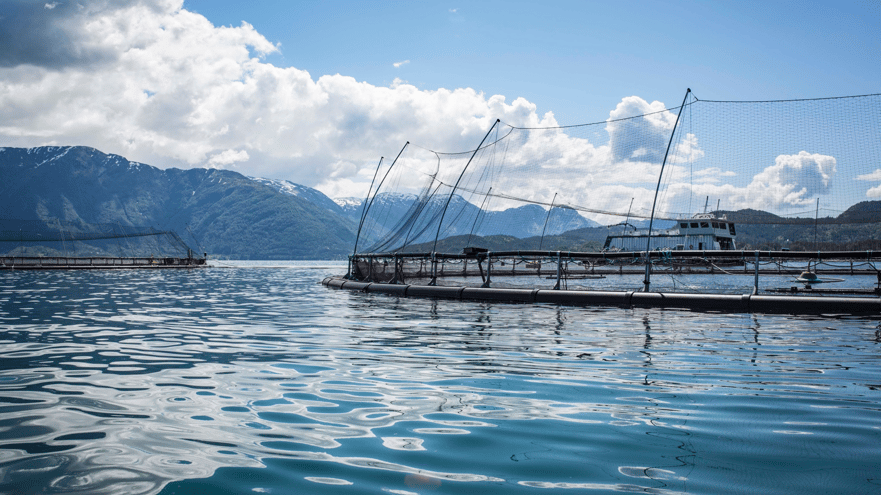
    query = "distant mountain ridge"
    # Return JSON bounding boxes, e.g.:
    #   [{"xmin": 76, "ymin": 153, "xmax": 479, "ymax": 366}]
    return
[
  {"xmin": 335, "ymin": 193, "xmax": 601, "ymax": 247},
  {"xmin": 0, "ymin": 146, "xmax": 357, "ymax": 259},
  {"xmin": 3, "ymin": 146, "xmax": 877, "ymax": 258}
]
